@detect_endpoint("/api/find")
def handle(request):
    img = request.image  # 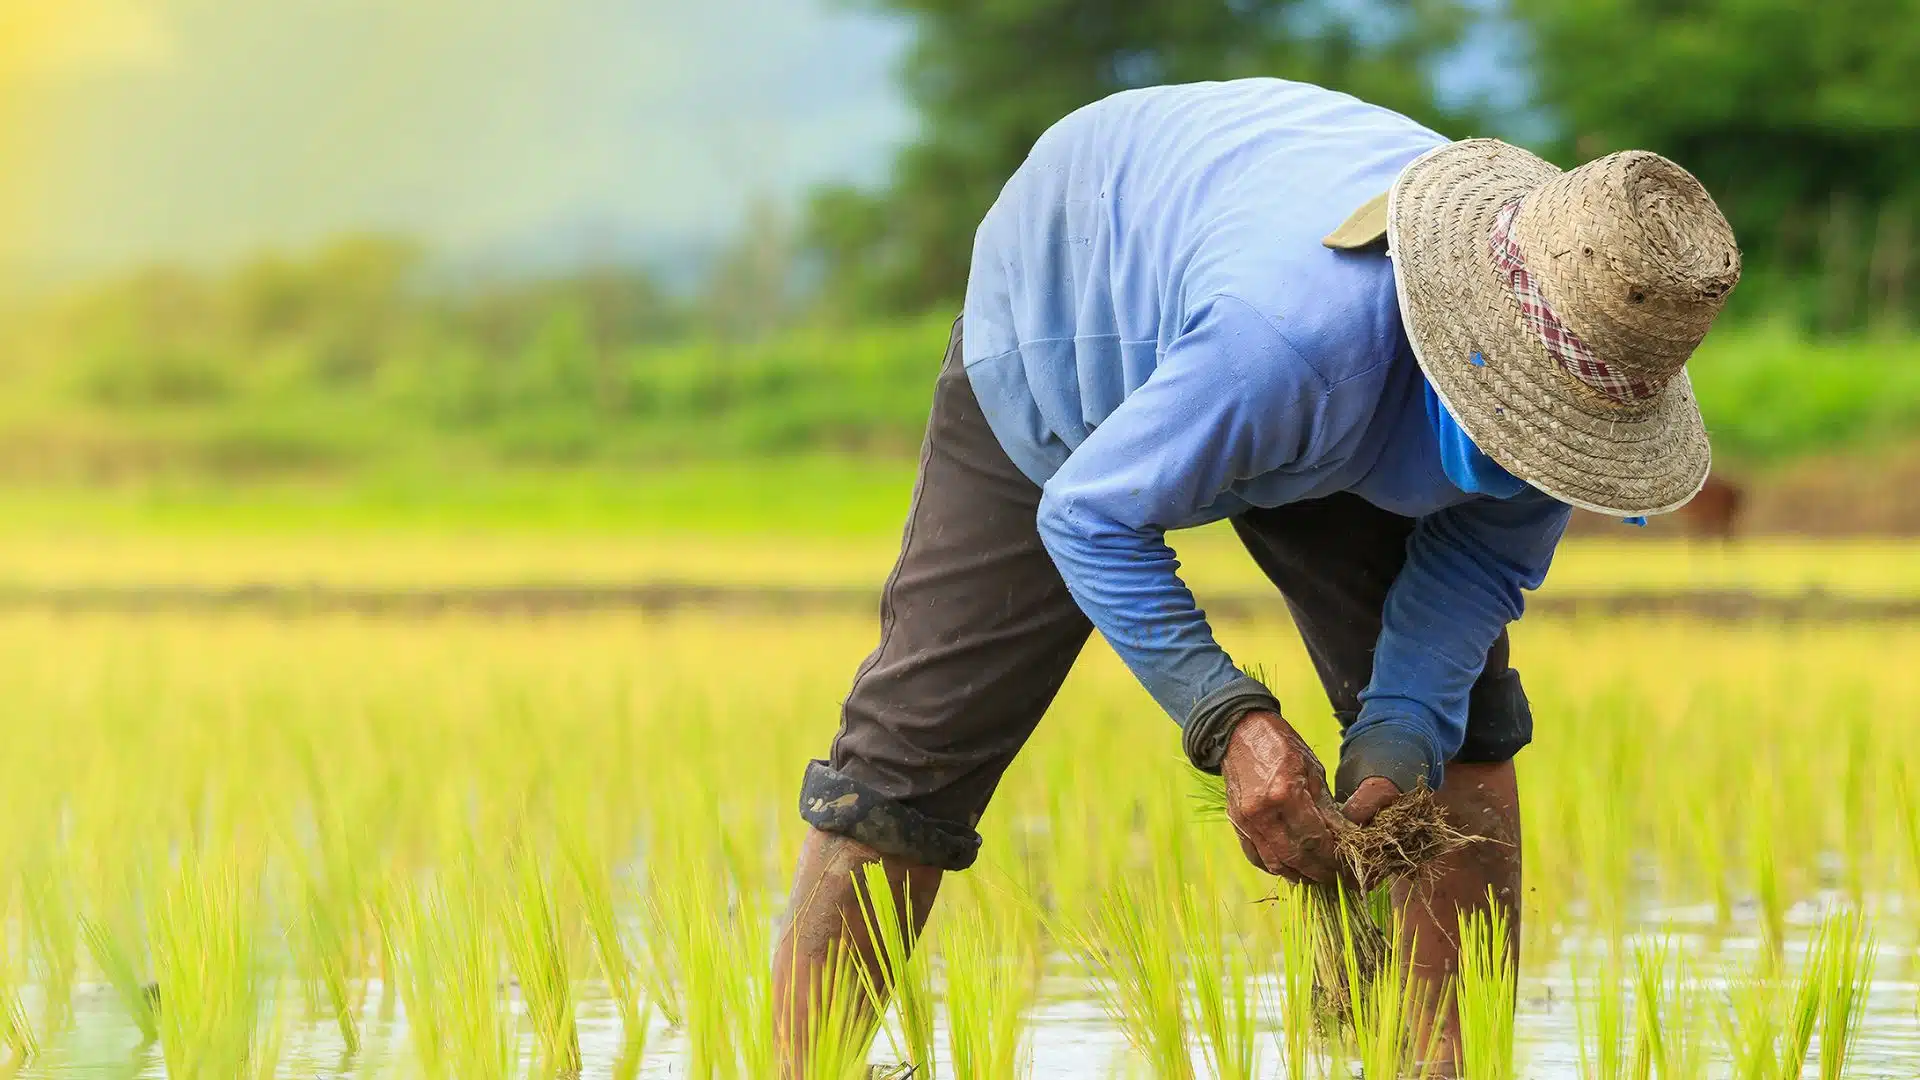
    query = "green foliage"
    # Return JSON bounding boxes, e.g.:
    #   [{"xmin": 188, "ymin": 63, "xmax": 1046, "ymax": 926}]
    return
[
  {"xmin": 1454, "ymin": 895, "xmax": 1515, "ymax": 1080},
  {"xmin": 940, "ymin": 880, "xmax": 1038, "ymax": 1080},
  {"xmin": 1507, "ymin": 0, "xmax": 1920, "ymax": 332},
  {"xmin": 807, "ymin": 0, "xmax": 1480, "ymax": 313},
  {"xmin": 853, "ymin": 862, "xmax": 936, "ymax": 1078},
  {"xmin": 22, "ymin": 242, "xmax": 1920, "ymax": 485}
]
